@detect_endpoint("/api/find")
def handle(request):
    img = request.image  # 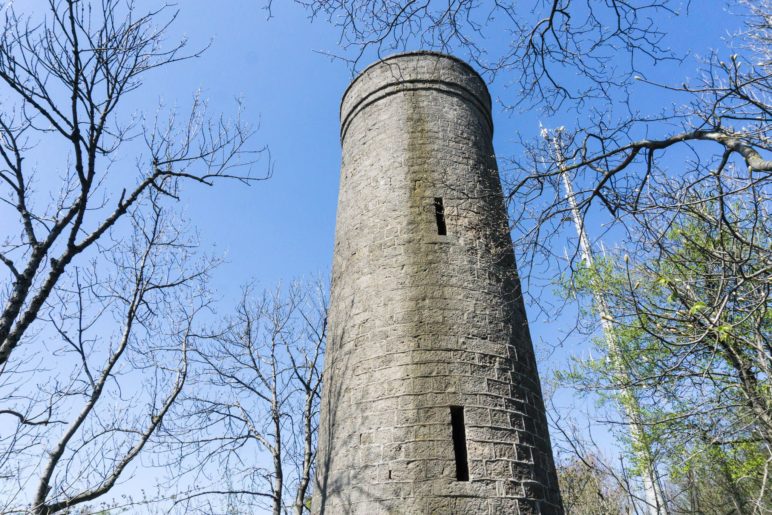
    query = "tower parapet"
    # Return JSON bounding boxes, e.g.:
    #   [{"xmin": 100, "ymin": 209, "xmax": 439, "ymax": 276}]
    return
[{"xmin": 314, "ymin": 52, "xmax": 563, "ymax": 515}]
